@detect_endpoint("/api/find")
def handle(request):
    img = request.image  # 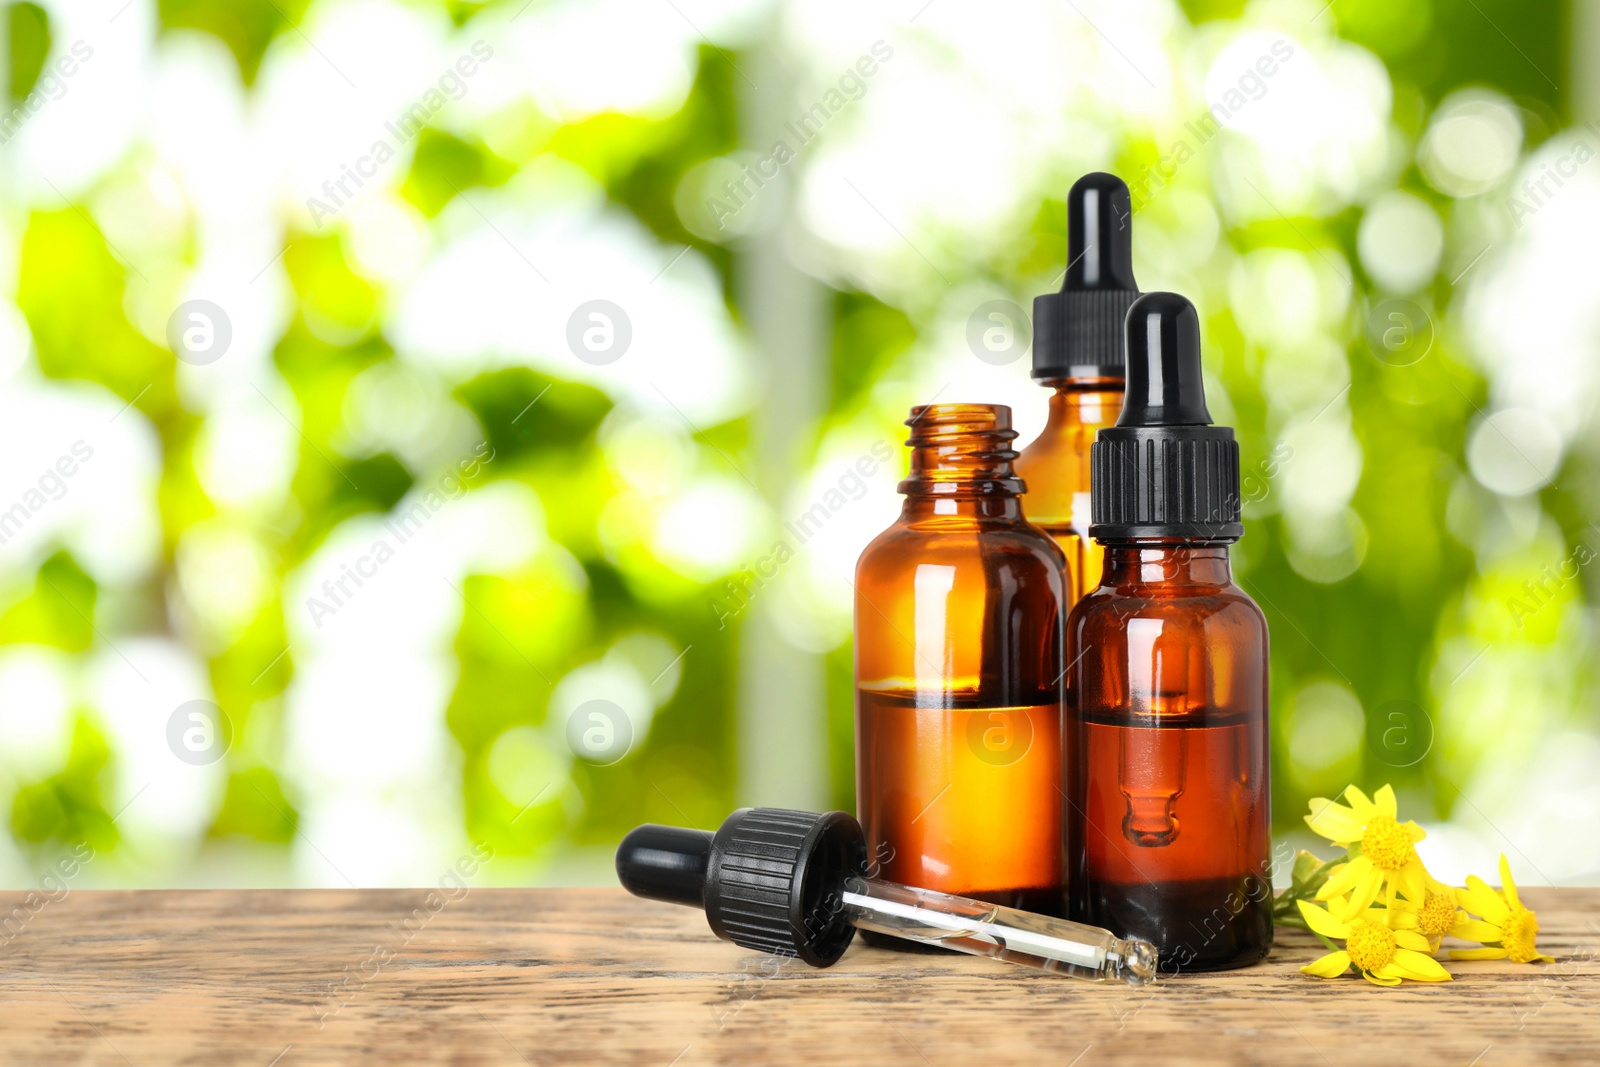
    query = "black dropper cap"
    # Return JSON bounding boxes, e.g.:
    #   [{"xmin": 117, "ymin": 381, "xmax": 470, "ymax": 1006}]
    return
[
  {"xmin": 1090, "ymin": 293, "xmax": 1243, "ymax": 543},
  {"xmin": 616, "ymin": 808, "xmax": 866, "ymax": 967},
  {"xmin": 1032, "ymin": 173, "xmax": 1140, "ymax": 380}
]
